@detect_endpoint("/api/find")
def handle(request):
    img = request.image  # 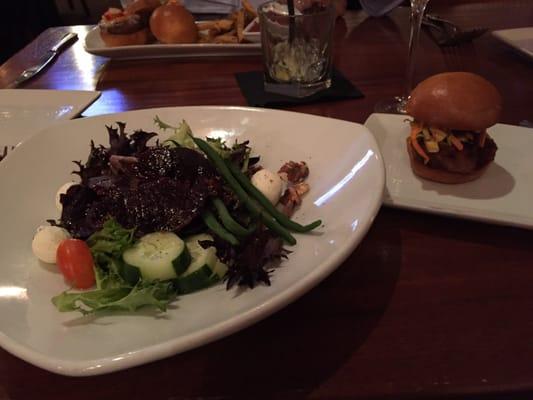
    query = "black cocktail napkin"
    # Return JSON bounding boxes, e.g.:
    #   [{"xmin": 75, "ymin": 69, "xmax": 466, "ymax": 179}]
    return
[{"xmin": 235, "ymin": 69, "xmax": 364, "ymax": 107}]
